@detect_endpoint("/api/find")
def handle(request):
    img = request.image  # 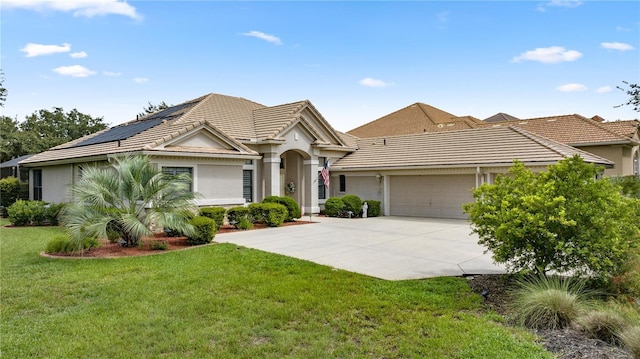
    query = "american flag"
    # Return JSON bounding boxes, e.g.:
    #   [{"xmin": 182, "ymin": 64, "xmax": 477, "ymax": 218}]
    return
[{"xmin": 321, "ymin": 160, "xmax": 330, "ymax": 188}]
